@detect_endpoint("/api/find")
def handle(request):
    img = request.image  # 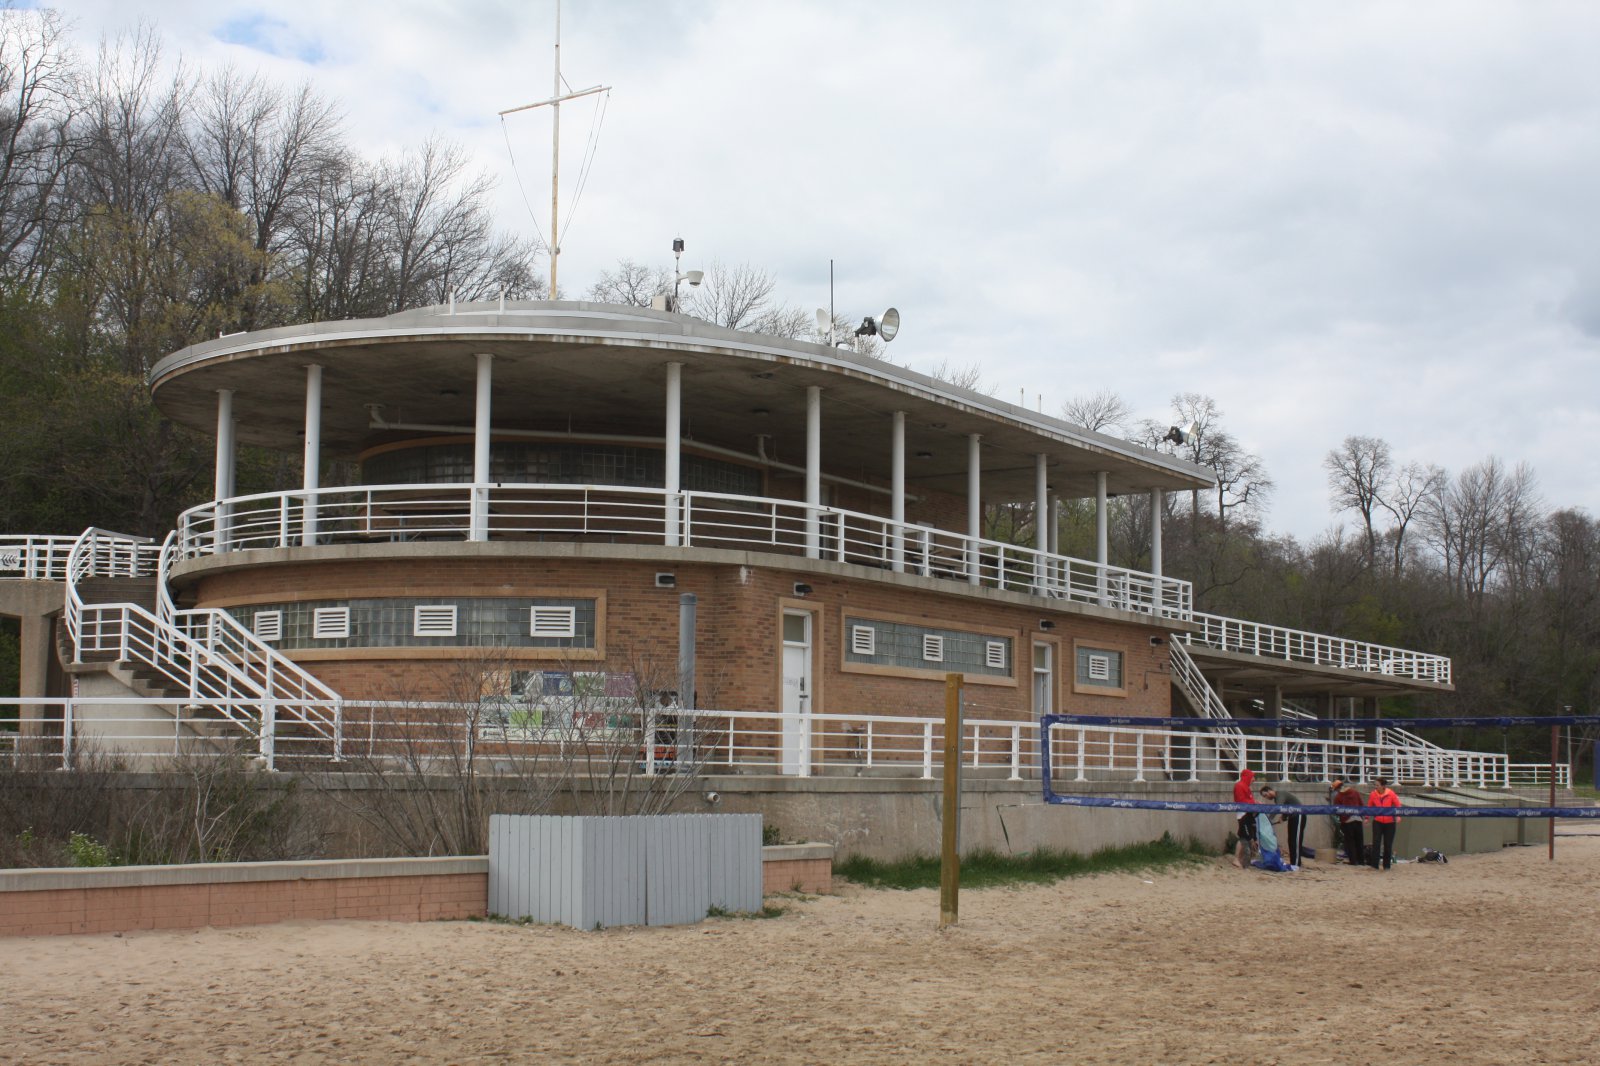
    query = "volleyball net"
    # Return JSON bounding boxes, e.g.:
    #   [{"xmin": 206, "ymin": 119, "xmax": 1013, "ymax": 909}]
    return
[{"xmin": 1038, "ymin": 713, "xmax": 1600, "ymax": 820}]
